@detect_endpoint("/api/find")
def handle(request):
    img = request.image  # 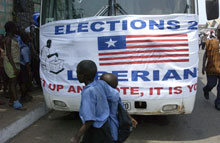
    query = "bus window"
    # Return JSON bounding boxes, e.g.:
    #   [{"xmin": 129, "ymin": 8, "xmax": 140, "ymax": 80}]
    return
[
  {"xmin": 116, "ymin": 0, "xmax": 195, "ymax": 15},
  {"xmin": 206, "ymin": 0, "xmax": 219, "ymax": 20},
  {"xmin": 41, "ymin": 0, "xmax": 195, "ymax": 25},
  {"xmin": 41, "ymin": 0, "xmax": 108, "ymax": 24}
]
